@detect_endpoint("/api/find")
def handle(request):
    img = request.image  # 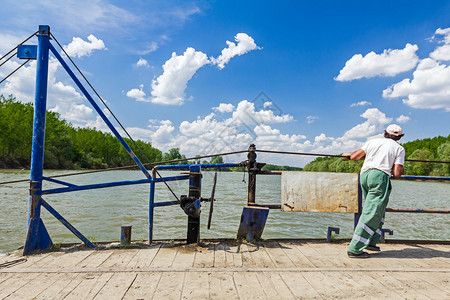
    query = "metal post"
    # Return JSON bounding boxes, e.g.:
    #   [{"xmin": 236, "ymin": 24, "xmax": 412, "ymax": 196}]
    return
[
  {"xmin": 149, "ymin": 176, "xmax": 156, "ymax": 244},
  {"xmin": 248, "ymin": 144, "xmax": 257, "ymax": 205},
  {"xmin": 23, "ymin": 25, "xmax": 53, "ymax": 255},
  {"xmin": 354, "ymin": 174, "xmax": 363, "ymax": 229},
  {"xmin": 187, "ymin": 165, "xmax": 201, "ymax": 244}
]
